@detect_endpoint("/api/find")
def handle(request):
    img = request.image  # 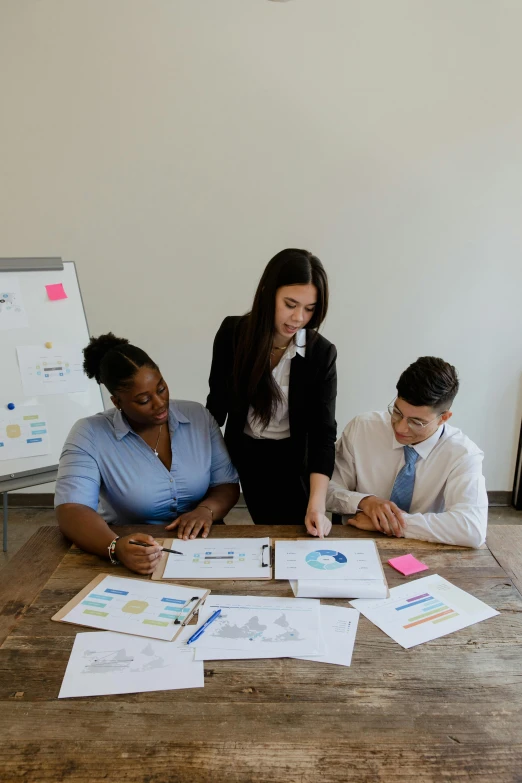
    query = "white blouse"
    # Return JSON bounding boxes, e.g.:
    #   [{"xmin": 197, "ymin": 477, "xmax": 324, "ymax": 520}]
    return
[{"xmin": 243, "ymin": 329, "xmax": 306, "ymax": 440}]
